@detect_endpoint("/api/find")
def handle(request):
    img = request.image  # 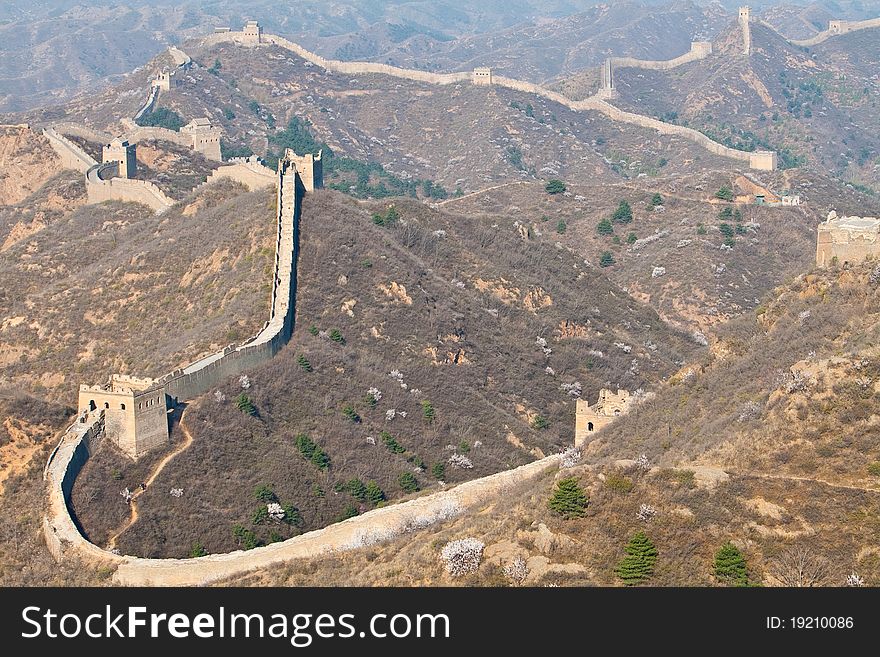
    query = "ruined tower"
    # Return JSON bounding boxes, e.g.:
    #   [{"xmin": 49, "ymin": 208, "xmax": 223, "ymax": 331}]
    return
[
  {"xmin": 102, "ymin": 138, "xmax": 137, "ymax": 179},
  {"xmin": 152, "ymin": 69, "xmax": 175, "ymax": 91},
  {"xmin": 574, "ymin": 389, "xmax": 633, "ymax": 447},
  {"xmin": 78, "ymin": 375, "xmax": 169, "ymax": 459},
  {"xmin": 739, "ymin": 6, "xmax": 752, "ymax": 55}
]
